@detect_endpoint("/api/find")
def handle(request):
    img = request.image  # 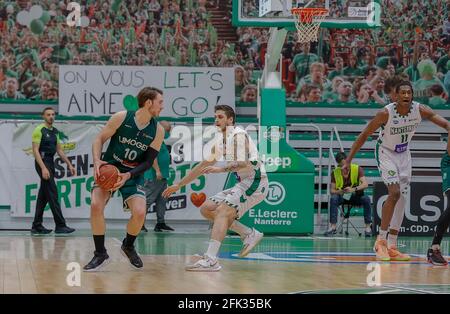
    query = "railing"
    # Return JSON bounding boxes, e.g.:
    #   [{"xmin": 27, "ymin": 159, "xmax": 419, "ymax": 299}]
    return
[
  {"xmin": 326, "ymin": 126, "xmax": 344, "ymax": 227},
  {"xmin": 287, "ymin": 123, "xmax": 324, "ymax": 227}
]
